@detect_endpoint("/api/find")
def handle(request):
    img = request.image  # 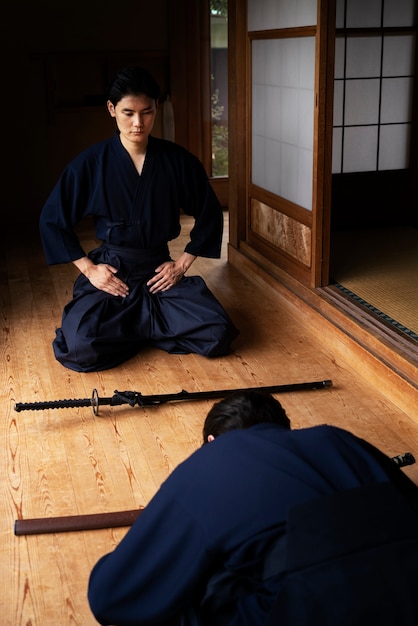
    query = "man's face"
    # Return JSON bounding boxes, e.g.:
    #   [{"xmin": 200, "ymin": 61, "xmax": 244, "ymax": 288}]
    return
[{"xmin": 107, "ymin": 93, "xmax": 157, "ymax": 148}]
